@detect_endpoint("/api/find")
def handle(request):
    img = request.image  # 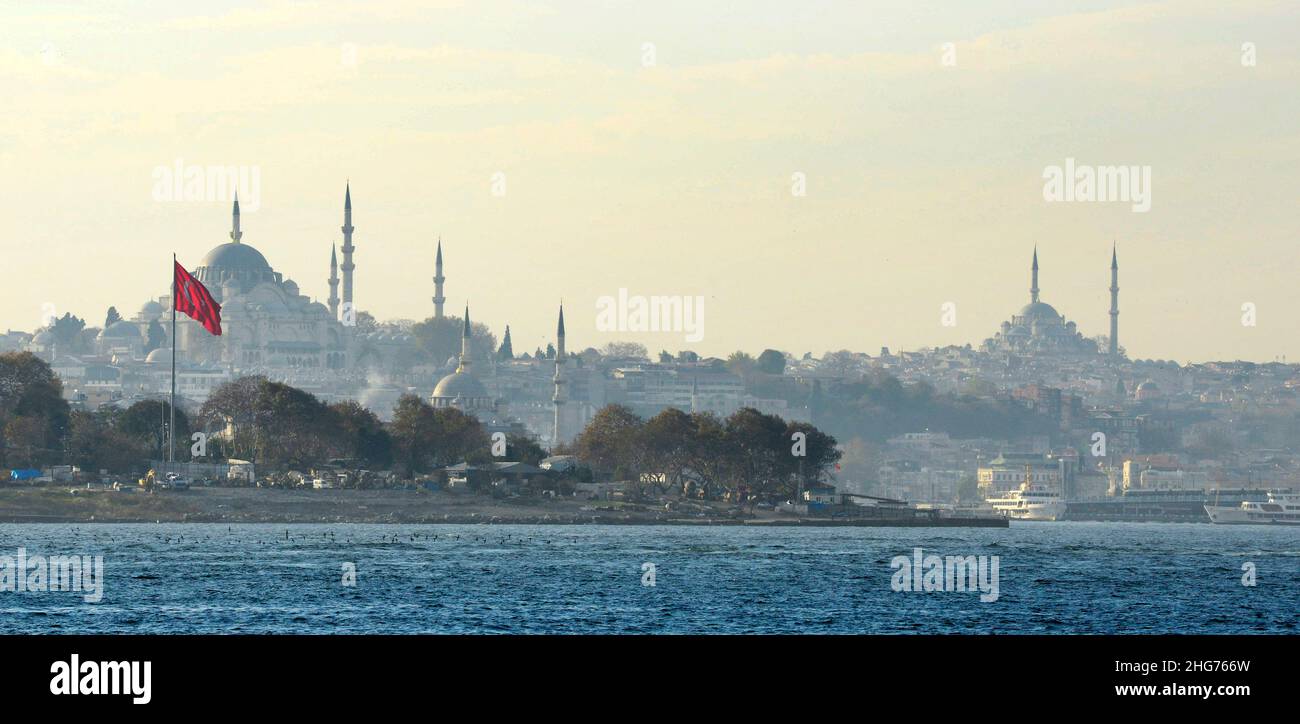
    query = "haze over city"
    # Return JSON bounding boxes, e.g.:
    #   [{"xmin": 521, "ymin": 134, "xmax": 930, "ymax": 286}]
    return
[{"xmin": 3, "ymin": 0, "xmax": 1297, "ymax": 362}]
